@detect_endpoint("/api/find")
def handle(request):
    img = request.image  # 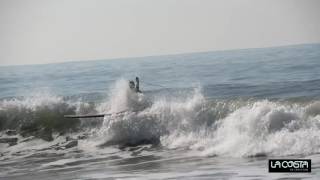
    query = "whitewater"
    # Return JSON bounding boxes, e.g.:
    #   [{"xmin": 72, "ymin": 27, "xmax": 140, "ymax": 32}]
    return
[{"xmin": 1, "ymin": 44, "xmax": 320, "ymax": 179}]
